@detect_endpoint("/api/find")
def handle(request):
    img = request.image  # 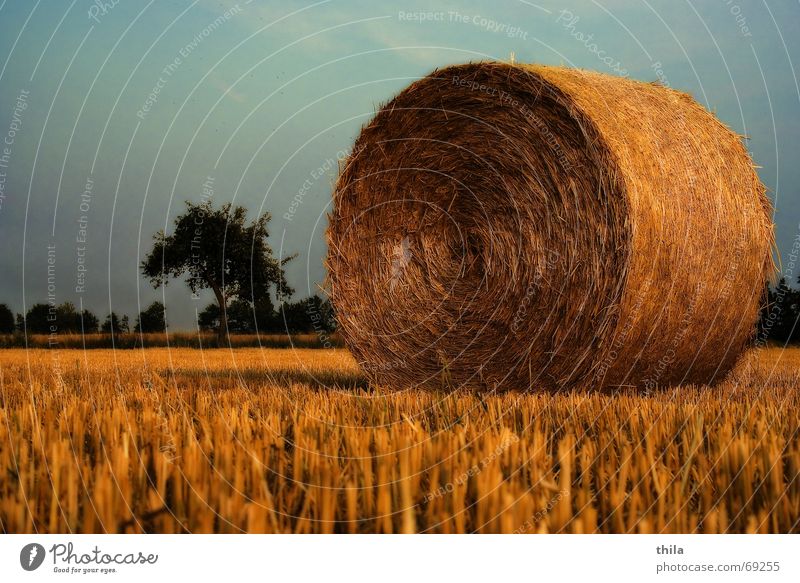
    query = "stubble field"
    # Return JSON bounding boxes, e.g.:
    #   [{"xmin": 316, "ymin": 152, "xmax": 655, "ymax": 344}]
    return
[{"xmin": 0, "ymin": 346, "xmax": 798, "ymax": 533}]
